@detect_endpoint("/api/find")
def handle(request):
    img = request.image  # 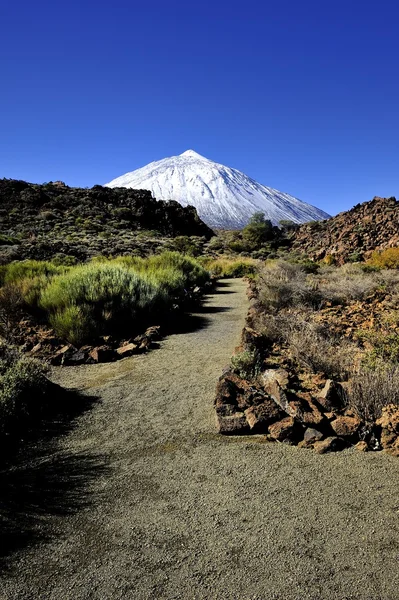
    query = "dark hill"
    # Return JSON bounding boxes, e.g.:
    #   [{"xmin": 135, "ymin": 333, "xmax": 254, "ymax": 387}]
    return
[
  {"xmin": 0, "ymin": 179, "xmax": 214, "ymax": 262},
  {"xmin": 291, "ymin": 196, "xmax": 399, "ymax": 263}
]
